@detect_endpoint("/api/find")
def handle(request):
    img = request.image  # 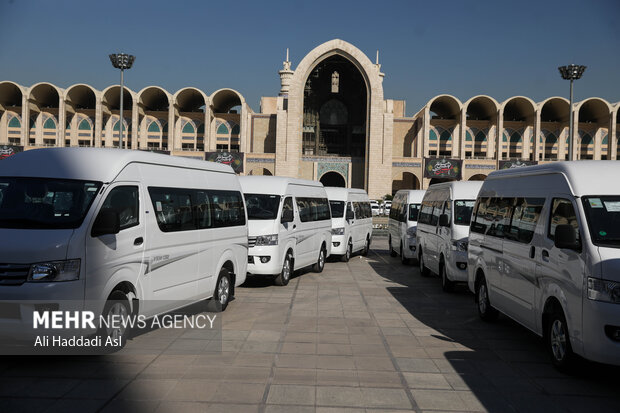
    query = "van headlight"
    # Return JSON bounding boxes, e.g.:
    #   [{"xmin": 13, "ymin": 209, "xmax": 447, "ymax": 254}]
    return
[
  {"xmin": 406, "ymin": 227, "xmax": 417, "ymax": 237},
  {"xmin": 332, "ymin": 227, "xmax": 345, "ymax": 235},
  {"xmin": 587, "ymin": 277, "xmax": 620, "ymax": 304},
  {"xmin": 255, "ymin": 234, "xmax": 278, "ymax": 246},
  {"xmin": 452, "ymin": 240, "xmax": 468, "ymax": 252},
  {"xmin": 28, "ymin": 259, "xmax": 81, "ymax": 282}
]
